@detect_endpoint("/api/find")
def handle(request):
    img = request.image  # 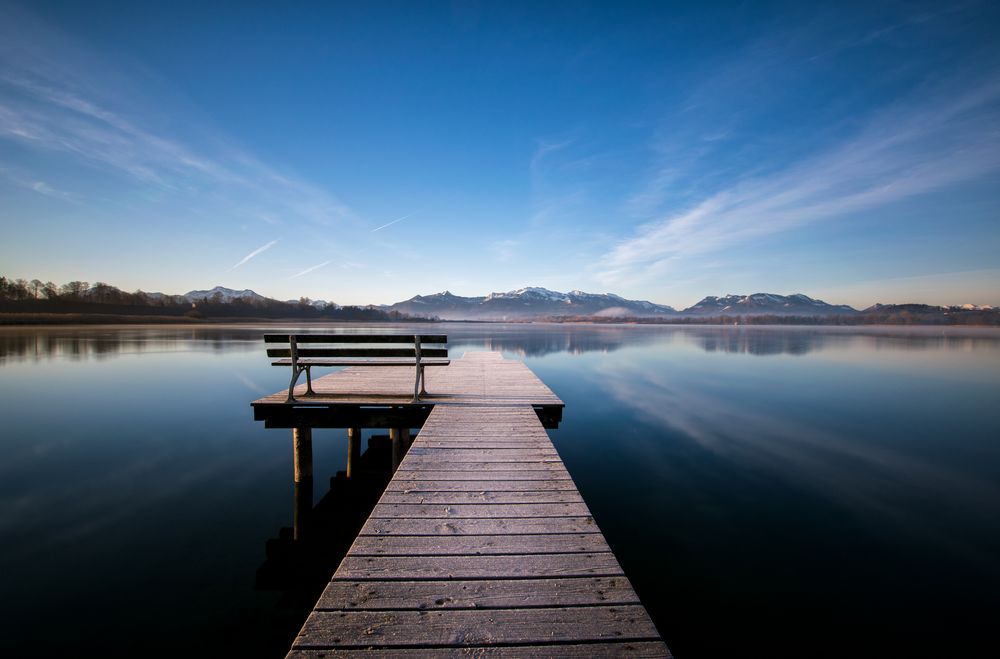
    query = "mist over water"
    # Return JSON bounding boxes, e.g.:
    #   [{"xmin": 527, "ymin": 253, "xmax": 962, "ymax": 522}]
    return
[{"xmin": 1, "ymin": 324, "xmax": 998, "ymax": 658}]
